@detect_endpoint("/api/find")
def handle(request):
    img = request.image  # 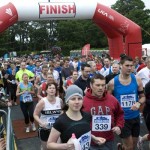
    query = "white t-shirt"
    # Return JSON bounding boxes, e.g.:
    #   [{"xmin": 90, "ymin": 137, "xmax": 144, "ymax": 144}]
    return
[{"xmin": 136, "ymin": 66, "xmax": 150, "ymax": 87}]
